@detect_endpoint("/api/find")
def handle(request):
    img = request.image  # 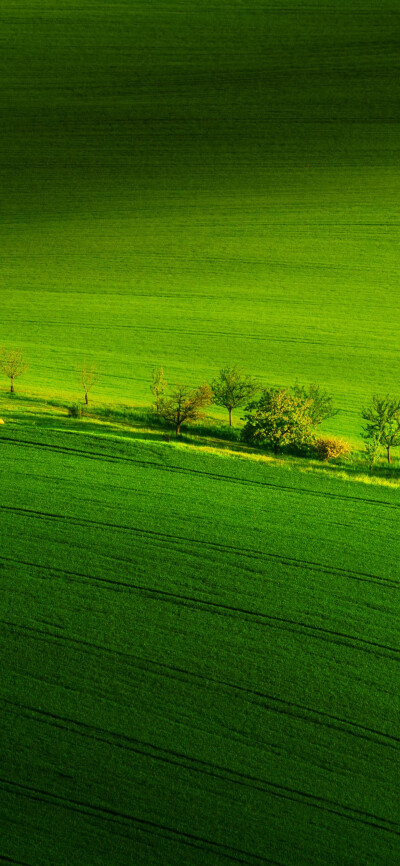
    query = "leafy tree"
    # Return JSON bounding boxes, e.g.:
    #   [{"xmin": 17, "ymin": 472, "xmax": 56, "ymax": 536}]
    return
[
  {"xmin": 151, "ymin": 367, "xmax": 167, "ymax": 413},
  {"xmin": 0, "ymin": 347, "xmax": 29, "ymax": 393},
  {"xmin": 361, "ymin": 395, "xmax": 400, "ymax": 464},
  {"xmin": 211, "ymin": 366, "xmax": 258, "ymax": 426},
  {"xmin": 159, "ymin": 383, "xmax": 213, "ymax": 436},
  {"xmin": 242, "ymin": 388, "xmax": 313, "ymax": 454},
  {"xmin": 81, "ymin": 362, "xmax": 98, "ymax": 405},
  {"xmin": 292, "ymin": 382, "xmax": 336, "ymax": 426}
]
